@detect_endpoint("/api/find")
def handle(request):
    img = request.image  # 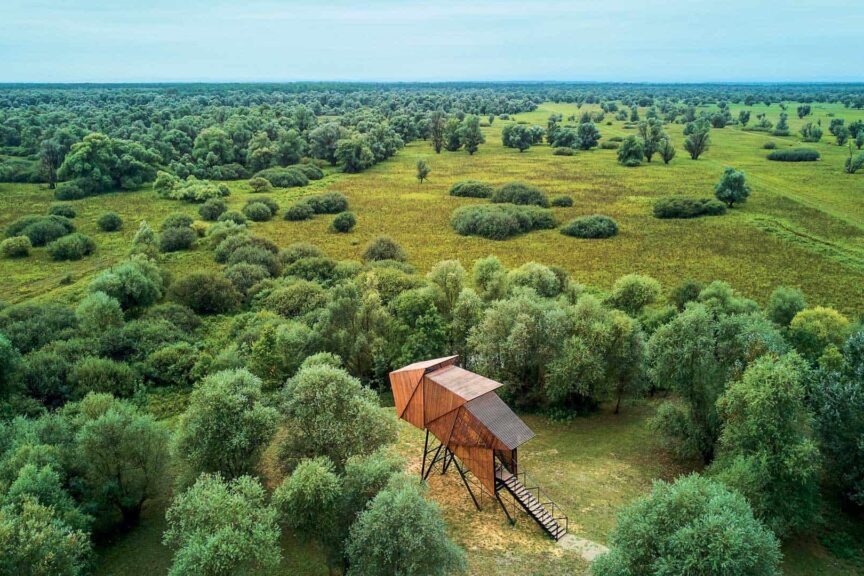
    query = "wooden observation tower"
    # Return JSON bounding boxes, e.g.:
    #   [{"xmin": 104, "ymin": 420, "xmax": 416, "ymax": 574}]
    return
[{"xmin": 389, "ymin": 355, "xmax": 568, "ymax": 540}]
